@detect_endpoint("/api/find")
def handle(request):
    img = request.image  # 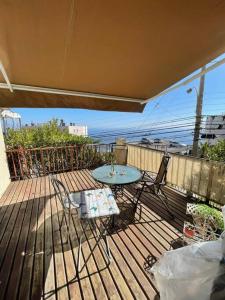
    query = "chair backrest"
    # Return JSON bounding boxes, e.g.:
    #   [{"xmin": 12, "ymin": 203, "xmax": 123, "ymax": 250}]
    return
[
  {"xmin": 155, "ymin": 154, "xmax": 170, "ymax": 184},
  {"xmin": 49, "ymin": 174, "xmax": 70, "ymax": 209}
]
